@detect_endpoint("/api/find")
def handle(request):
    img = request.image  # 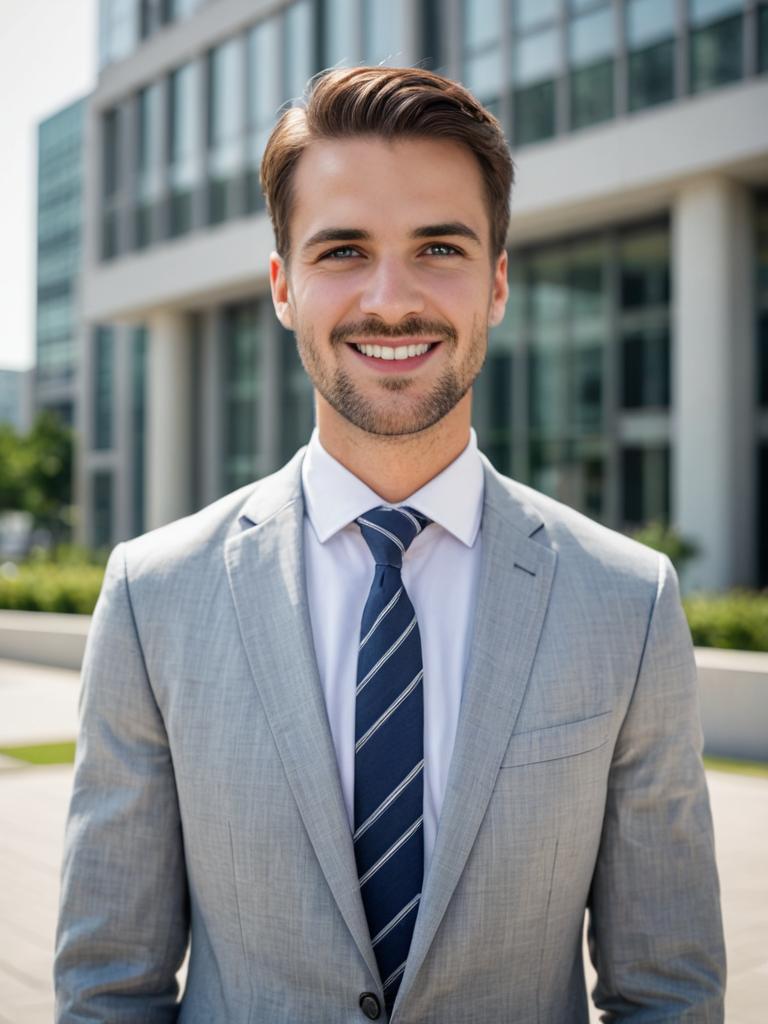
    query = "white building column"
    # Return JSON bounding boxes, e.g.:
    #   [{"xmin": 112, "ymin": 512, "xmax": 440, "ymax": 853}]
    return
[
  {"xmin": 673, "ymin": 176, "xmax": 755, "ymax": 591},
  {"xmin": 146, "ymin": 310, "xmax": 192, "ymax": 530}
]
